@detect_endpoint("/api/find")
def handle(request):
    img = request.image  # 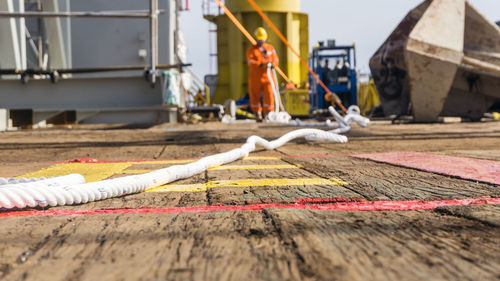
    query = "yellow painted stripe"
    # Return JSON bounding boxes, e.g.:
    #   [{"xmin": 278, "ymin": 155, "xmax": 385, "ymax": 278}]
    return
[
  {"xmin": 121, "ymin": 169, "xmax": 157, "ymax": 174},
  {"xmin": 133, "ymin": 160, "xmax": 195, "ymax": 165},
  {"xmin": 19, "ymin": 163, "xmax": 133, "ymax": 182},
  {"xmin": 146, "ymin": 178, "xmax": 348, "ymax": 193},
  {"xmin": 132, "ymin": 157, "xmax": 280, "ymax": 165},
  {"xmin": 209, "ymin": 164, "xmax": 300, "ymax": 170},
  {"xmin": 241, "ymin": 156, "xmax": 281, "ymax": 160},
  {"xmin": 16, "ymin": 156, "xmax": 288, "ymax": 184},
  {"xmin": 121, "ymin": 164, "xmax": 300, "ymax": 174}
]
